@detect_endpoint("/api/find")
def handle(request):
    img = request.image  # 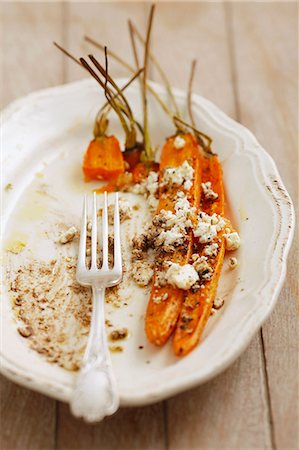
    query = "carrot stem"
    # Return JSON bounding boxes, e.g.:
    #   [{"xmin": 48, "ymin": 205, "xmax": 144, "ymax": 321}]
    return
[
  {"xmin": 187, "ymin": 59, "xmax": 197, "ymax": 129},
  {"xmin": 141, "ymin": 4, "xmax": 155, "ymax": 162},
  {"xmin": 84, "ymin": 35, "xmax": 179, "ymax": 127},
  {"xmin": 129, "ymin": 21, "xmax": 181, "ymax": 119}
]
